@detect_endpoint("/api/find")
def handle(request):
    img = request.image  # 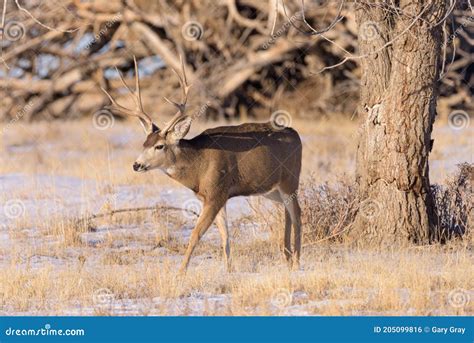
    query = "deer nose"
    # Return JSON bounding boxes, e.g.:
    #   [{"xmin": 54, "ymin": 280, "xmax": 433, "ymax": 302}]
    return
[{"xmin": 133, "ymin": 162, "xmax": 141, "ymax": 171}]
